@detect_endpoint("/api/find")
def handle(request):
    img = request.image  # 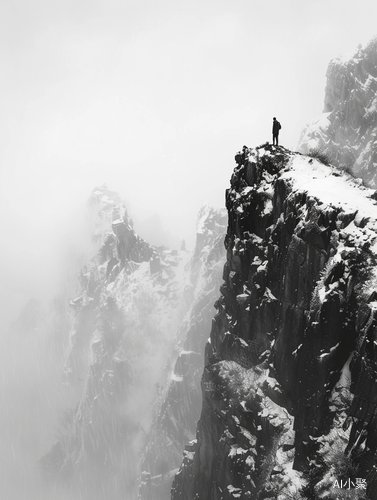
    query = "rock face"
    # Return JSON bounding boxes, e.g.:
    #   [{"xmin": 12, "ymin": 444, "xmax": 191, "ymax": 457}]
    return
[
  {"xmin": 42, "ymin": 186, "xmax": 177, "ymax": 499},
  {"xmin": 172, "ymin": 144, "xmax": 377, "ymax": 500},
  {"xmin": 139, "ymin": 205, "xmax": 227, "ymax": 500},
  {"xmin": 298, "ymin": 36, "xmax": 377, "ymax": 187},
  {"xmin": 41, "ymin": 187, "xmax": 227, "ymax": 500}
]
